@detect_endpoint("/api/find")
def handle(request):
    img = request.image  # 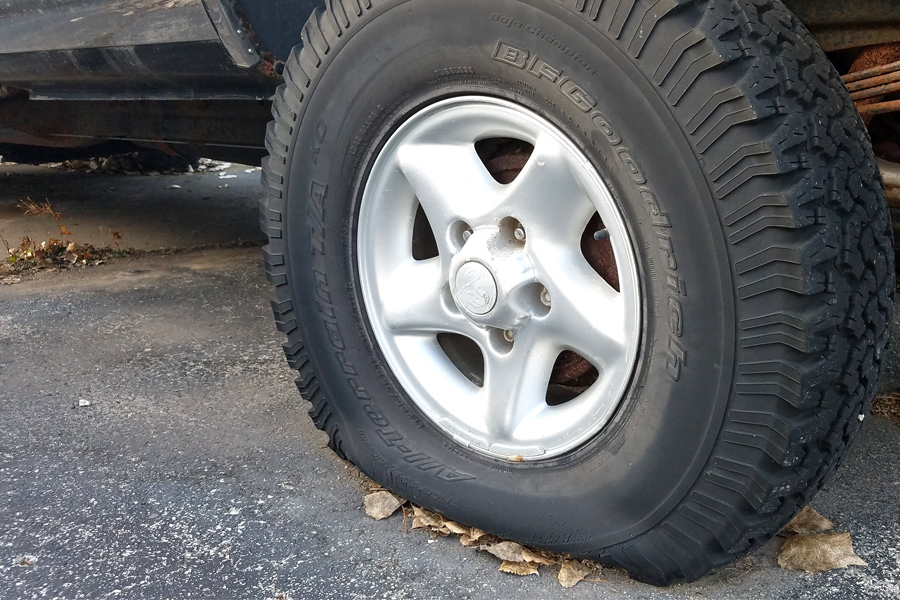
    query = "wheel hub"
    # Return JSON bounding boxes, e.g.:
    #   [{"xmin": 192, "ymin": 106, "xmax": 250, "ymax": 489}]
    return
[
  {"xmin": 448, "ymin": 227, "xmax": 540, "ymax": 331},
  {"xmin": 453, "ymin": 261, "xmax": 497, "ymax": 315}
]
